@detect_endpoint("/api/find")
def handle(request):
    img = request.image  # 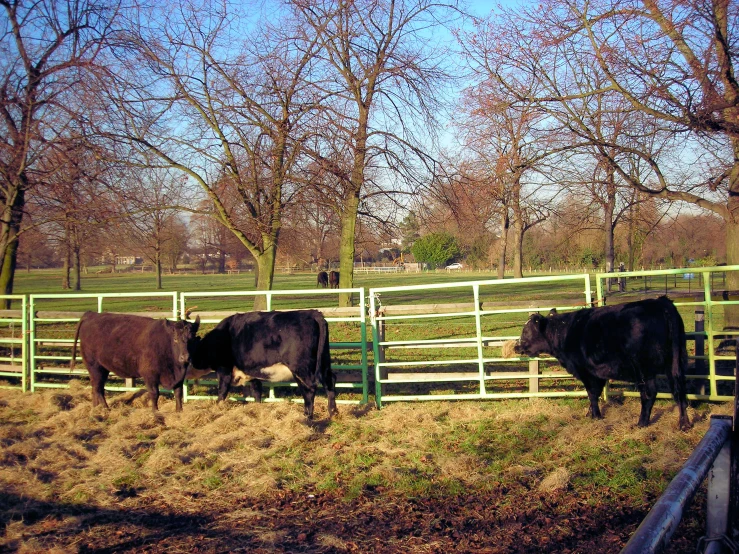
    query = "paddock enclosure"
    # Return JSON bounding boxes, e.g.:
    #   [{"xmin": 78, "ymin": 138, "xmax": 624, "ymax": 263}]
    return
[
  {"xmin": 0, "ymin": 265, "xmax": 736, "ymax": 410},
  {"xmin": 0, "ymin": 265, "xmax": 737, "ymax": 552}
]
